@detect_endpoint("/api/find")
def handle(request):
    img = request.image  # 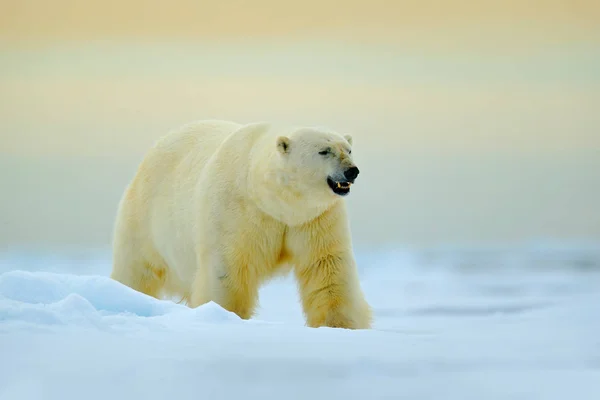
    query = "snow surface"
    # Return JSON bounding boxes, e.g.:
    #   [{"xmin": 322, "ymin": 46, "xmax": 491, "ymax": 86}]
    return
[{"xmin": 1, "ymin": 245, "xmax": 600, "ymax": 400}]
